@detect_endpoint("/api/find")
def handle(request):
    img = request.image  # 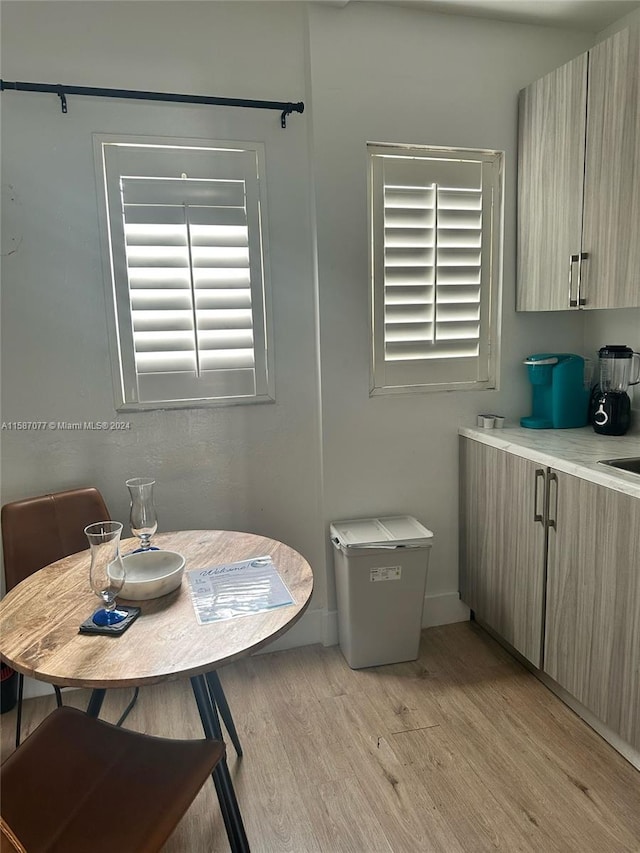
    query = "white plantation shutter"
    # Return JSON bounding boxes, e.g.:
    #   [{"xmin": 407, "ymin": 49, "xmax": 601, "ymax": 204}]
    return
[
  {"xmin": 369, "ymin": 145, "xmax": 503, "ymax": 393},
  {"xmin": 98, "ymin": 138, "xmax": 274, "ymax": 409}
]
